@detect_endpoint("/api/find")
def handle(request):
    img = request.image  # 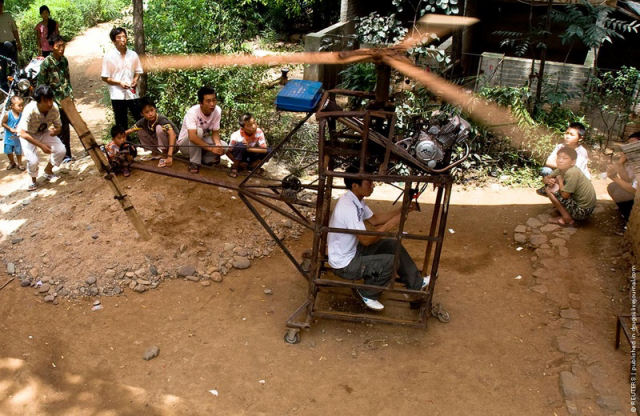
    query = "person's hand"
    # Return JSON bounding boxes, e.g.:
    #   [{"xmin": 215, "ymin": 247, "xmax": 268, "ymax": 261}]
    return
[
  {"xmin": 39, "ymin": 143, "xmax": 52, "ymax": 154},
  {"xmin": 48, "ymin": 125, "xmax": 58, "ymax": 136},
  {"xmin": 607, "ymin": 165, "xmax": 618, "ymax": 179},
  {"xmin": 131, "ymin": 79, "xmax": 137, "ymax": 88},
  {"xmin": 211, "ymin": 145, "xmax": 224, "ymax": 155},
  {"xmin": 543, "ymin": 176, "xmax": 556, "ymax": 185},
  {"xmin": 119, "ymin": 81, "xmax": 130, "ymax": 89}
]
